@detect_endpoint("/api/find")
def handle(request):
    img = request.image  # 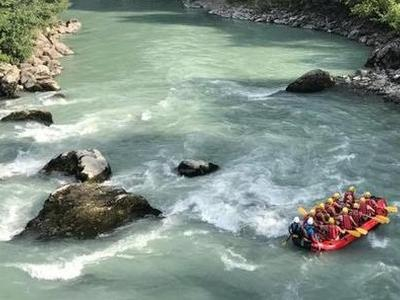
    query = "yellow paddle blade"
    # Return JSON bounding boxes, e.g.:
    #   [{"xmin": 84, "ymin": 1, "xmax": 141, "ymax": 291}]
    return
[
  {"xmin": 371, "ymin": 216, "xmax": 386, "ymax": 224},
  {"xmin": 386, "ymin": 206, "xmax": 398, "ymax": 213},
  {"xmin": 297, "ymin": 207, "xmax": 307, "ymax": 217},
  {"xmin": 346, "ymin": 230, "xmax": 361, "ymax": 238},
  {"xmin": 355, "ymin": 228, "xmax": 368, "ymax": 235},
  {"xmin": 376, "ymin": 215, "xmax": 390, "ymax": 224}
]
